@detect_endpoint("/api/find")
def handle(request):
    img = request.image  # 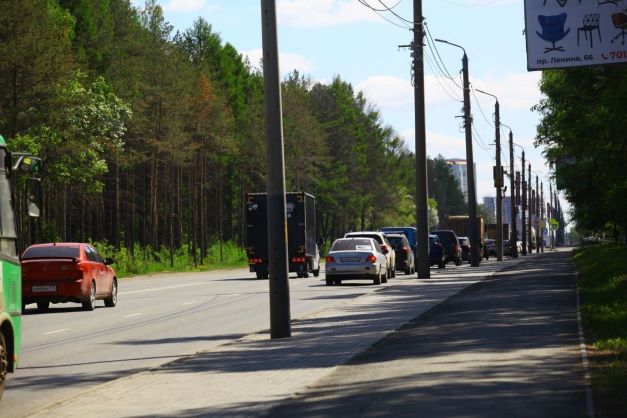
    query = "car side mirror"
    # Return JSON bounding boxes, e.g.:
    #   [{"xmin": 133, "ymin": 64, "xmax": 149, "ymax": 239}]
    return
[
  {"xmin": 104, "ymin": 257, "xmax": 115, "ymax": 265},
  {"xmin": 26, "ymin": 177, "xmax": 42, "ymax": 218}
]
